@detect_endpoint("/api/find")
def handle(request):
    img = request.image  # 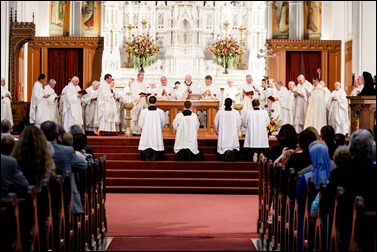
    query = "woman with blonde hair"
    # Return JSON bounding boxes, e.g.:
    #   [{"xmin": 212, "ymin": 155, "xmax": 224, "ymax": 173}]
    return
[{"xmin": 10, "ymin": 125, "xmax": 55, "ymax": 191}]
